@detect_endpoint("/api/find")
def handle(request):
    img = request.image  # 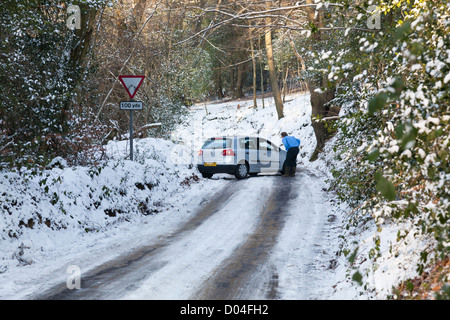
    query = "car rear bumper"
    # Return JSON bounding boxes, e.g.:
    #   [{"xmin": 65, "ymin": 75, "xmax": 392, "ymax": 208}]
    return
[{"xmin": 197, "ymin": 164, "xmax": 237, "ymax": 174}]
